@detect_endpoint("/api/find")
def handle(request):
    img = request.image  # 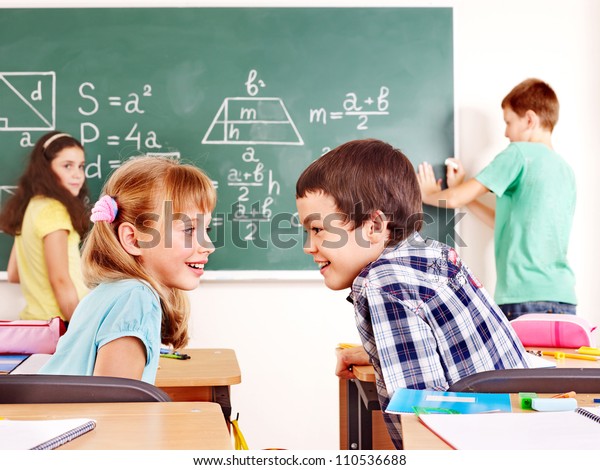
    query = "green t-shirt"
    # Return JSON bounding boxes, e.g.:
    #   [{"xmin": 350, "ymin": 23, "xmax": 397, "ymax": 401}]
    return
[{"xmin": 475, "ymin": 142, "xmax": 576, "ymax": 305}]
